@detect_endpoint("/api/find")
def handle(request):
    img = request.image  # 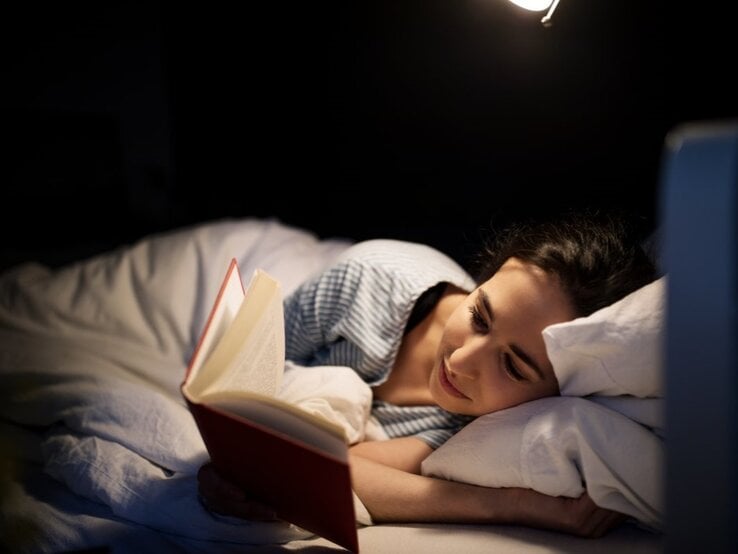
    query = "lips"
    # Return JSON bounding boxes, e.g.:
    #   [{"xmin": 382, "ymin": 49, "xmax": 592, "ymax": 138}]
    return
[{"xmin": 439, "ymin": 360, "xmax": 469, "ymax": 399}]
